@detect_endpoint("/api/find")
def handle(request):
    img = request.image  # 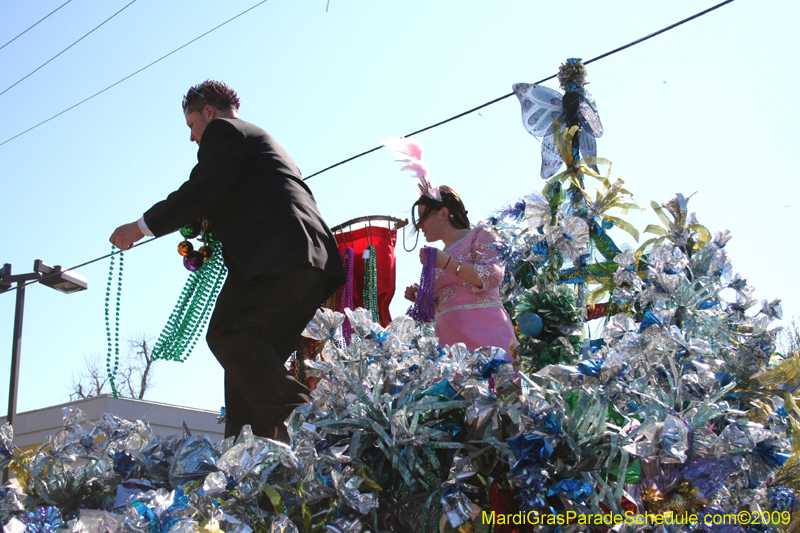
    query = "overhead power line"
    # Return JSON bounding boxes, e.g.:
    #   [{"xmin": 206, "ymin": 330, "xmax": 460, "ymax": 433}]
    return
[
  {"xmin": 0, "ymin": 0, "xmax": 271, "ymax": 148},
  {"xmin": 0, "ymin": 0, "xmax": 74, "ymax": 52},
  {"xmin": 0, "ymin": 0, "xmax": 736, "ymax": 295},
  {"xmin": 302, "ymin": 0, "xmax": 735, "ymax": 181},
  {"xmin": 0, "ymin": 0, "xmax": 730, "ymax": 149},
  {"xmin": 0, "ymin": 0, "xmax": 139, "ymax": 97}
]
